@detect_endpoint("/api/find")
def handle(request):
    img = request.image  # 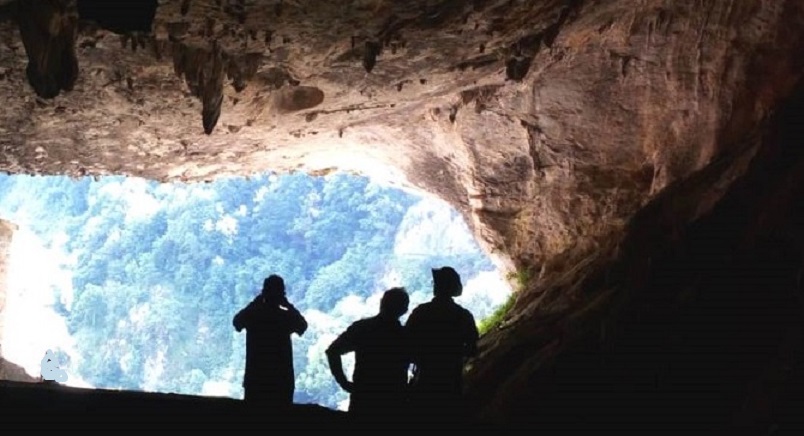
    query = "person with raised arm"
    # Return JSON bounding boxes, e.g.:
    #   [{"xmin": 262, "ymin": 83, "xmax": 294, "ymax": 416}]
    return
[{"xmin": 233, "ymin": 274, "xmax": 308, "ymax": 410}]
